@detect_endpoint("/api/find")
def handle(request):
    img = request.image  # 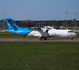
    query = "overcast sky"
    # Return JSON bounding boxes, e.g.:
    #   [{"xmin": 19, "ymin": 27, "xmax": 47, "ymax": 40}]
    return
[{"xmin": 0, "ymin": 0, "xmax": 79, "ymax": 20}]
